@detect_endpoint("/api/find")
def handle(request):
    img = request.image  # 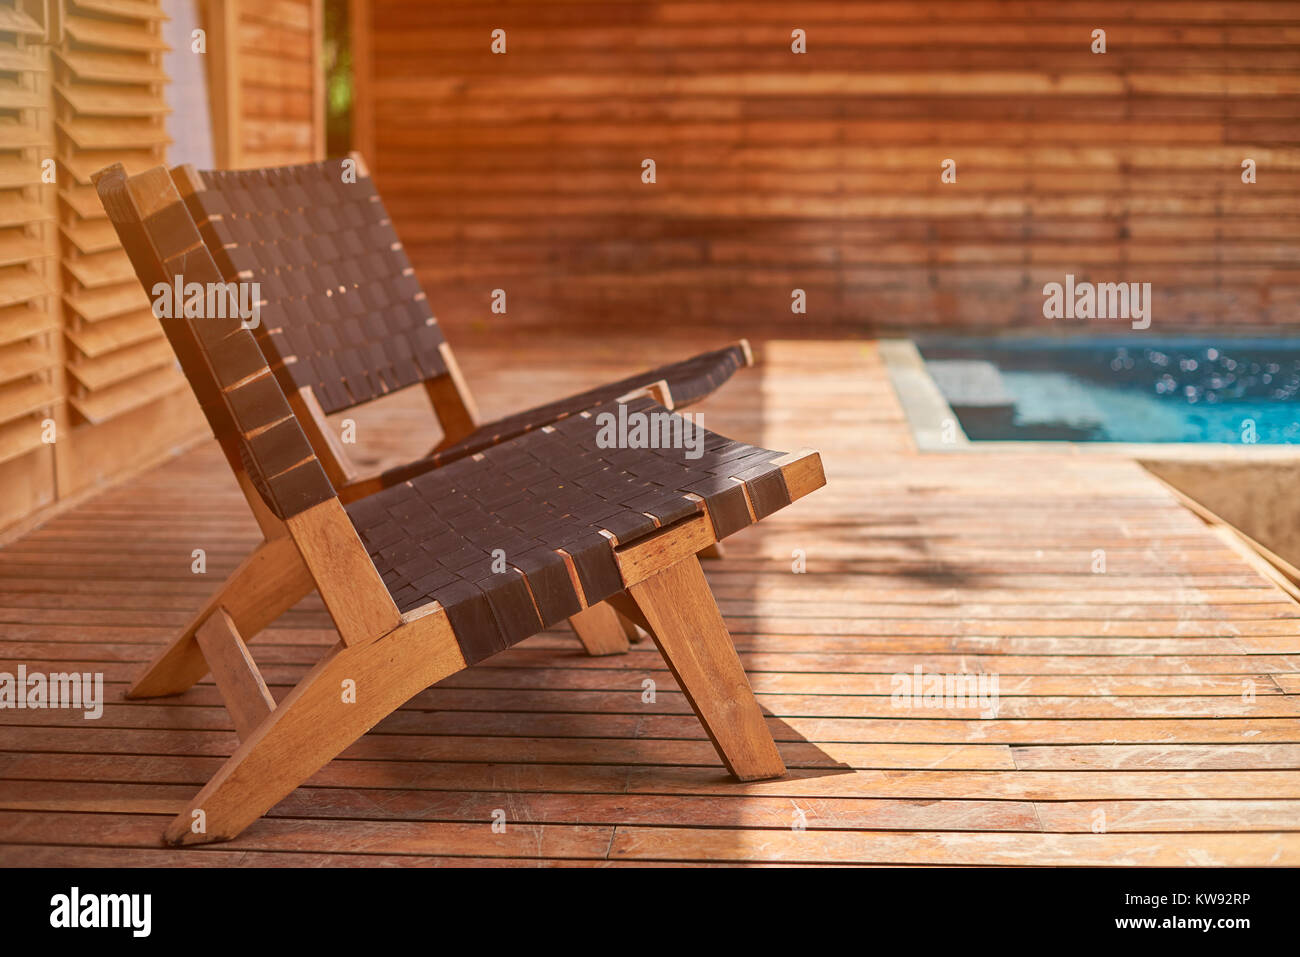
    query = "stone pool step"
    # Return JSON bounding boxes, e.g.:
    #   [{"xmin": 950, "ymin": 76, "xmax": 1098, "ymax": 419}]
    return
[{"xmin": 925, "ymin": 359, "xmax": 1016, "ymax": 410}]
